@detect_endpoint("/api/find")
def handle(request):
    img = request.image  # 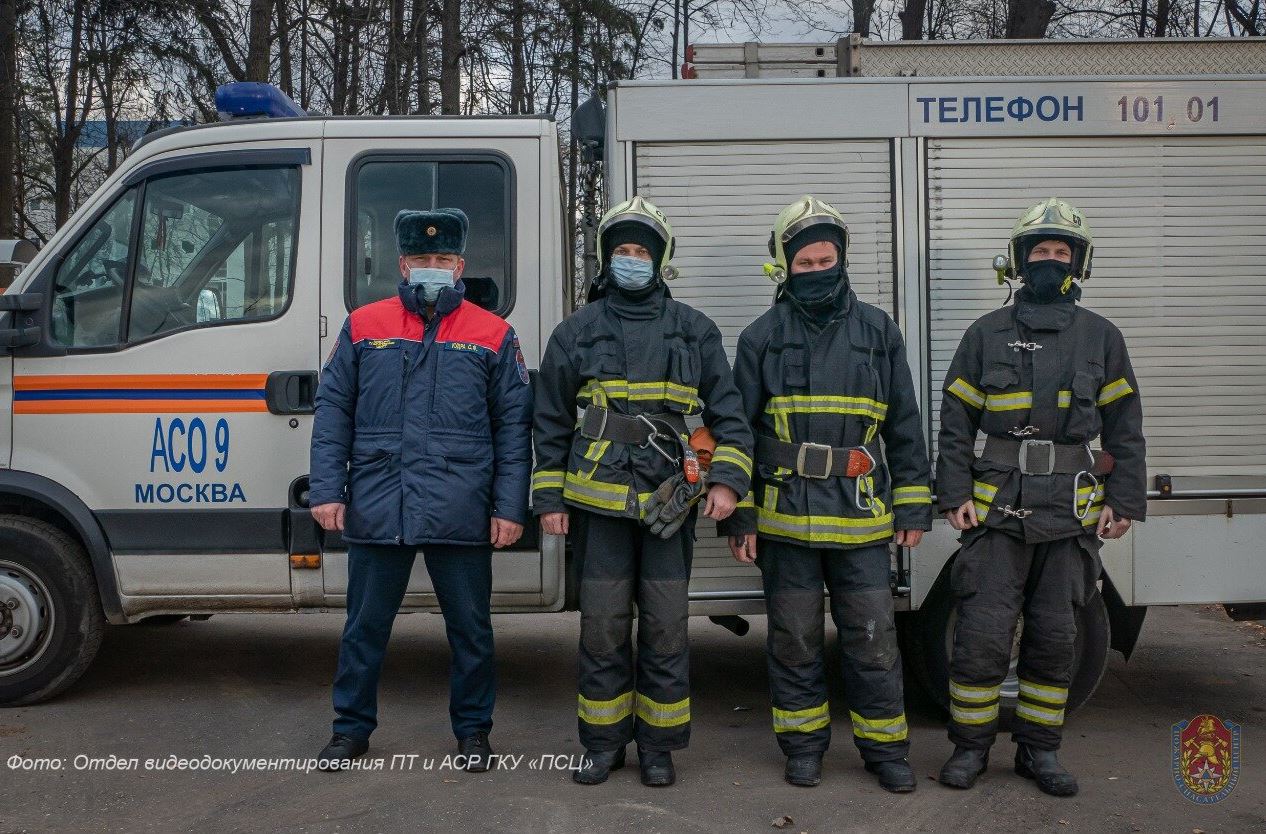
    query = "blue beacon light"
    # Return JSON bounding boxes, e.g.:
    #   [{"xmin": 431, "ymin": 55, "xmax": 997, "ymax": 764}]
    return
[{"xmin": 214, "ymin": 82, "xmax": 307, "ymax": 120}]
